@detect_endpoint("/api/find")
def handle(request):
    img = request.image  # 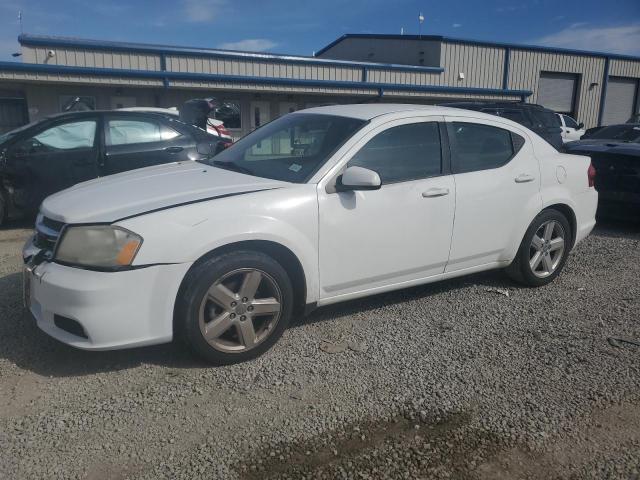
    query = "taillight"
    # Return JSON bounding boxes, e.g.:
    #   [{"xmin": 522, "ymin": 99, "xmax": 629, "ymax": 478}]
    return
[{"xmin": 588, "ymin": 162, "xmax": 596, "ymax": 188}]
